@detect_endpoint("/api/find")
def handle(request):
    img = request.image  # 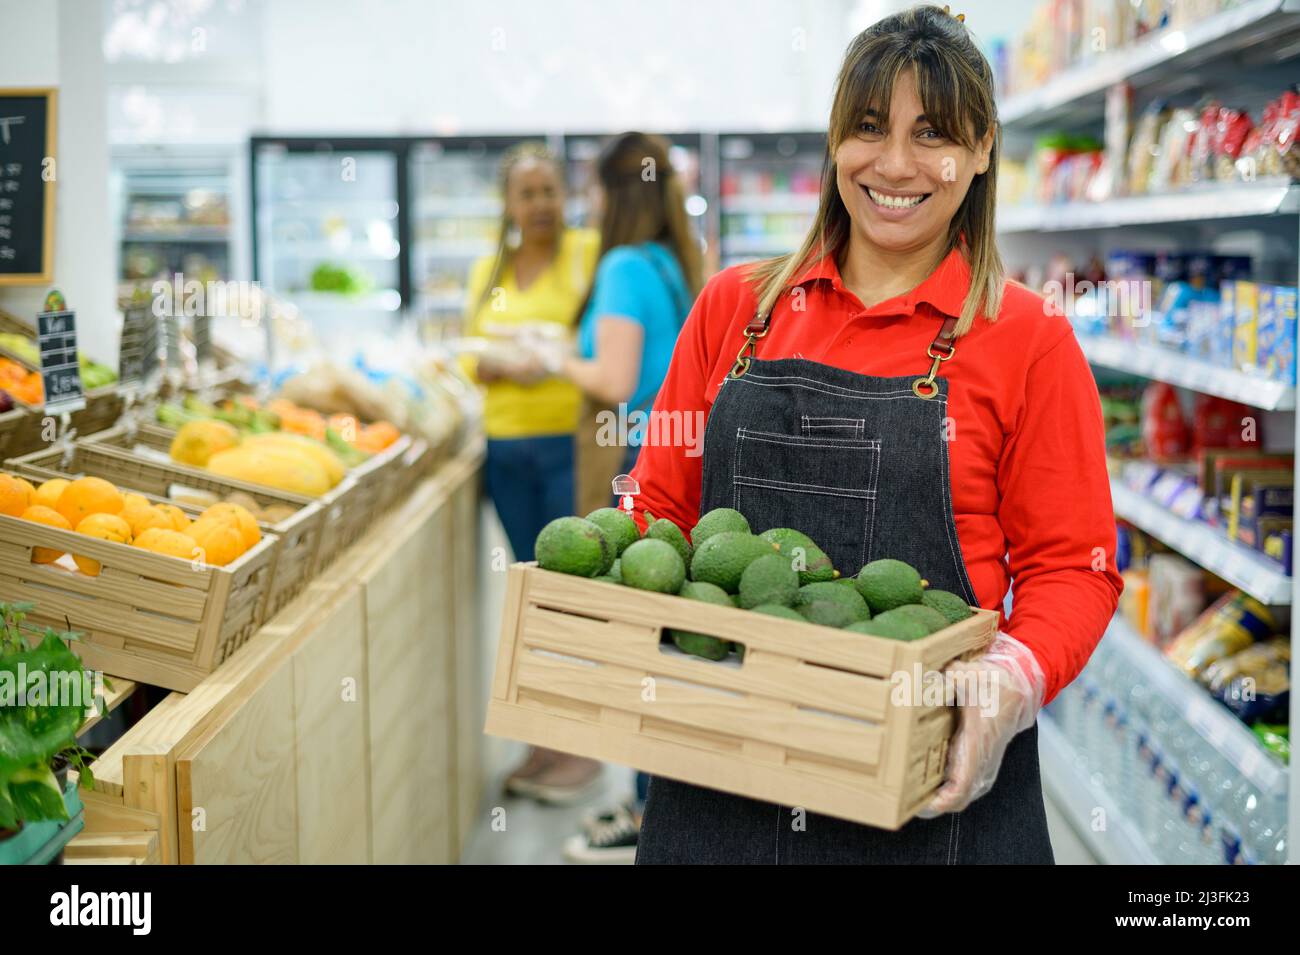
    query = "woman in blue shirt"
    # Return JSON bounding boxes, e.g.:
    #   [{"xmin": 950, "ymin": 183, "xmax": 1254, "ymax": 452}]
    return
[
  {"xmin": 555, "ymin": 132, "xmax": 702, "ymax": 511},
  {"xmin": 544, "ymin": 132, "xmax": 702, "ymax": 862}
]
